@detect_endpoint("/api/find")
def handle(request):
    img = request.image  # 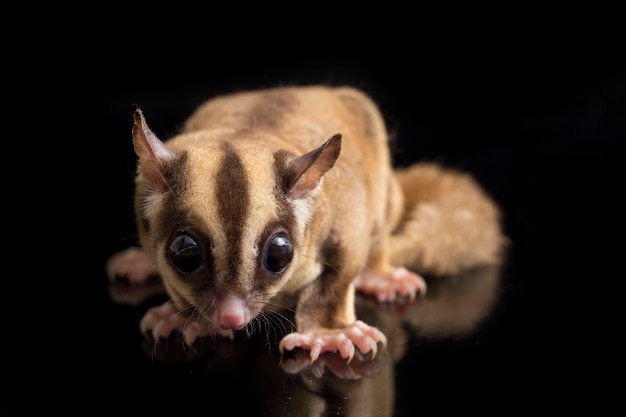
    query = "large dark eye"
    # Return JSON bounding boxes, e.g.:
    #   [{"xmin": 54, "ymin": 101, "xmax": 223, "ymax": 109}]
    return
[
  {"xmin": 169, "ymin": 232, "xmax": 202, "ymax": 273},
  {"xmin": 263, "ymin": 234, "xmax": 293, "ymax": 273}
]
